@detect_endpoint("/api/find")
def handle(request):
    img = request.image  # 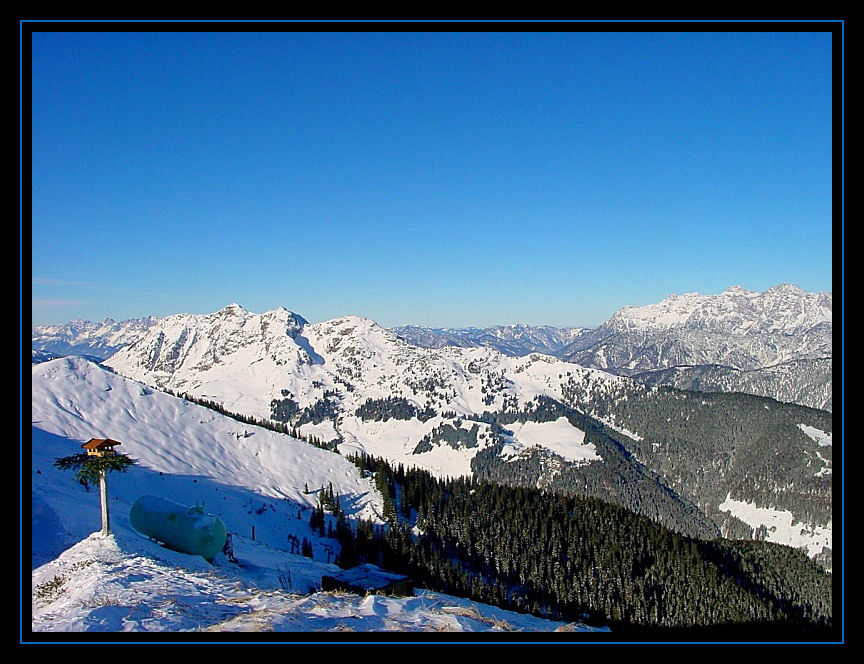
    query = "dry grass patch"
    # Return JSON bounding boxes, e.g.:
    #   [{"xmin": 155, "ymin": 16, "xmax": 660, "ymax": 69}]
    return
[
  {"xmin": 489, "ymin": 617, "xmax": 518, "ymax": 631},
  {"xmin": 203, "ymin": 609, "xmax": 276, "ymax": 632},
  {"xmin": 440, "ymin": 605, "xmax": 483, "ymax": 620},
  {"xmin": 553, "ymin": 622, "xmax": 587, "ymax": 632}
]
